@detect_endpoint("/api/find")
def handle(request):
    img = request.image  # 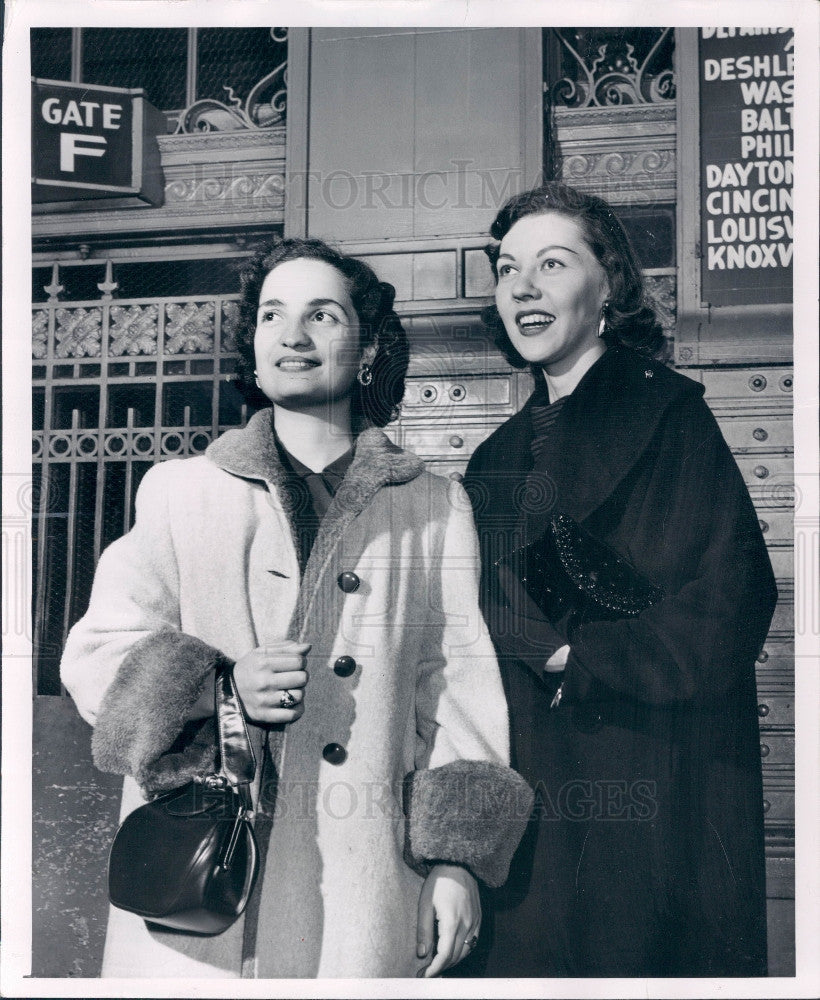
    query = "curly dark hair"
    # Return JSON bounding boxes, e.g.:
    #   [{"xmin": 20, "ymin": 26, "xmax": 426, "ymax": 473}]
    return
[
  {"xmin": 483, "ymin": 183, "xmax": 666, "ymax": 367},
  {"xmin": 233, "ymin": 237, "xmax": 409, "ymax": 427}
]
